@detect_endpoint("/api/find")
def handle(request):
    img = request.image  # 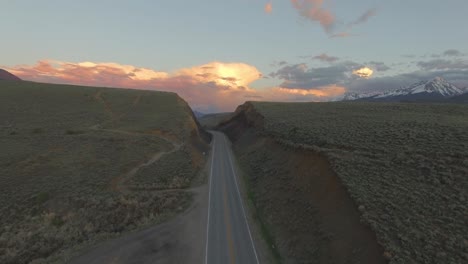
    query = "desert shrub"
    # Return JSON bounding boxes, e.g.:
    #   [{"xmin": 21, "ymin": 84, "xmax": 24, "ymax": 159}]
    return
[
  {"xmin": 0, "ymin": 81, "xmax": 204, "ymax": 264},
  {"xmin": 244, "ymin": 101, "xmax": 468, "ymax": 264},
  {"xmin": 36, "ymin": 192, "xmax": 50, "ymax": 204},
  {"xmin": 64, "ymin": 129, "xmax": 85, "ymax": 135}
]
